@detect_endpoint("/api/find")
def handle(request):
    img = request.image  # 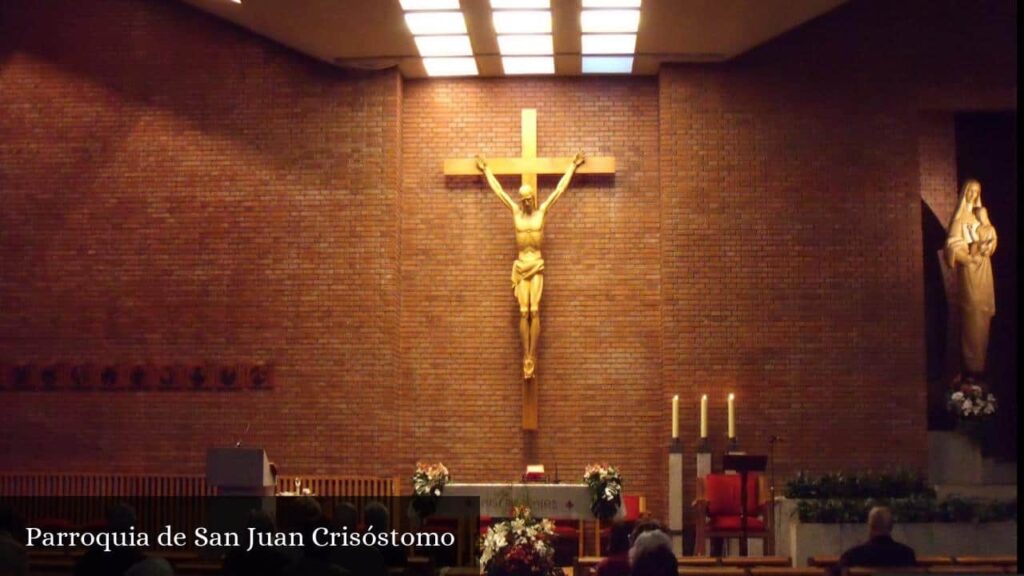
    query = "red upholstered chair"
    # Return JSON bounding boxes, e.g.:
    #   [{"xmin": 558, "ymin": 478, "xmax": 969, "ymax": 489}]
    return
[
  {"xmin": 478, "ymin": 515, "xmax": 493, "ymax": 536},
  {"xmin": 419, "ymin": 515, "xmax": 462, "ymax": 566},
  {"xmin": 694, "ymin": 473, "xmax": 773, "ymax": 556},
  {"xmin": 420, "ymin": 514, "xmax": 460, "ymax": 550},
  {"xmin": 552, "ymin": 518, "xmax": 584, "ymax": 565},
  {"xmin": 620, "ymin": 494, "xmax": 646, "ymax": 523}
]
